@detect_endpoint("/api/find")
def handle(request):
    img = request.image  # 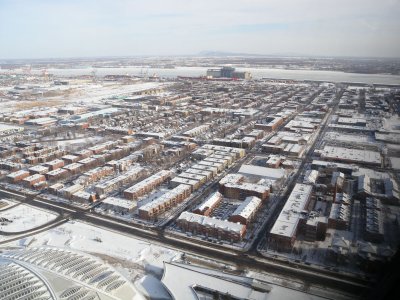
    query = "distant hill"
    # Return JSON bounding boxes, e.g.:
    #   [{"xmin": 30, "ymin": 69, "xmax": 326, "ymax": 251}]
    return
[{"xmin": 197, "ymin": 51, "xmax": 266, "ymax": 57}]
